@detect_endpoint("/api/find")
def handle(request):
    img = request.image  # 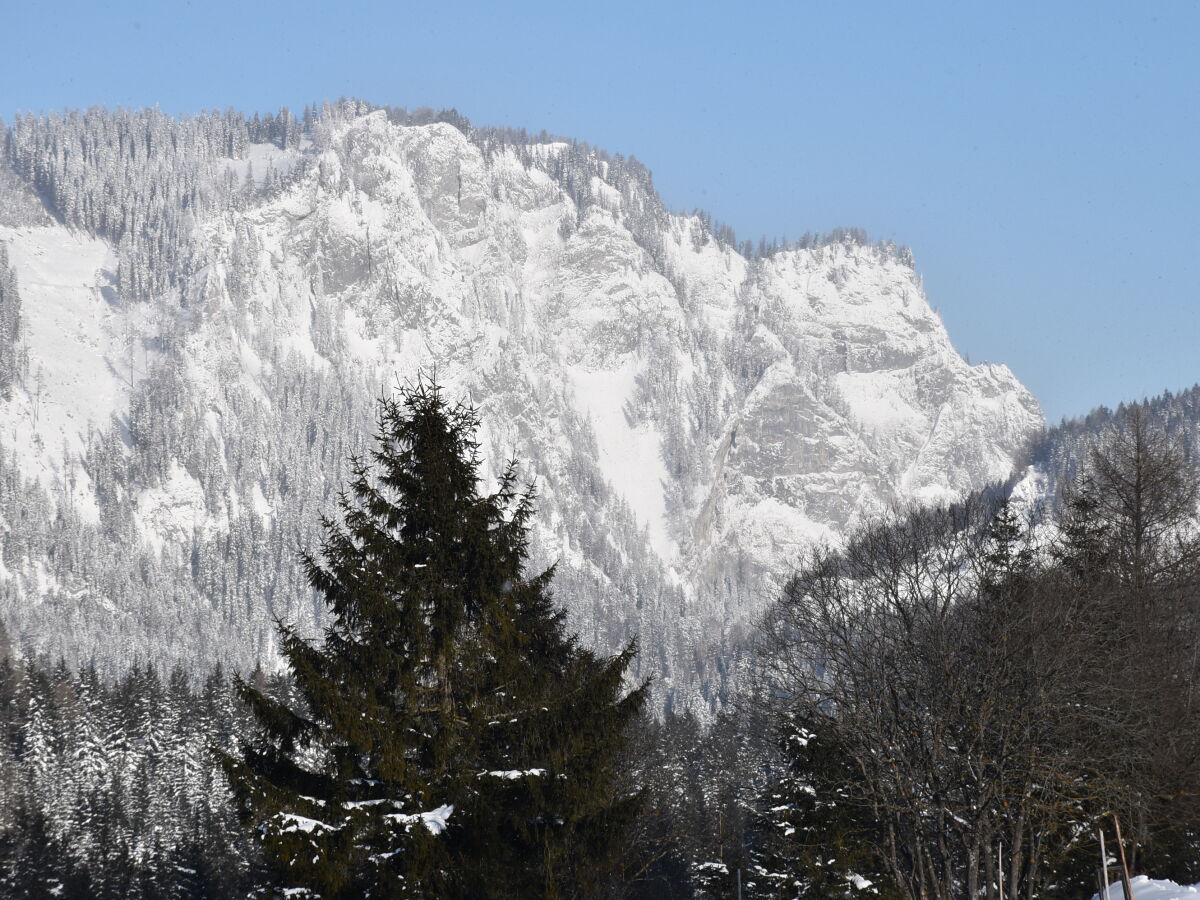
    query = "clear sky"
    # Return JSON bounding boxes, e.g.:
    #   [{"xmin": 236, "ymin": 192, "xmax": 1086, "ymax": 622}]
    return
[{"xmin": 3, "ymin": 0, "xmax": 1197, "ymax": 423}]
